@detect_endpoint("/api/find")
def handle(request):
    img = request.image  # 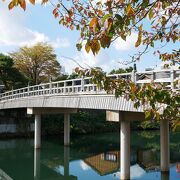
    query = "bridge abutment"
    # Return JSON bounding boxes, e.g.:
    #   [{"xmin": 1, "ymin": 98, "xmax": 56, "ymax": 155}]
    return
[{"xmin": 160, "ymin": 119, "xmax": 169, "ymax": 172}]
